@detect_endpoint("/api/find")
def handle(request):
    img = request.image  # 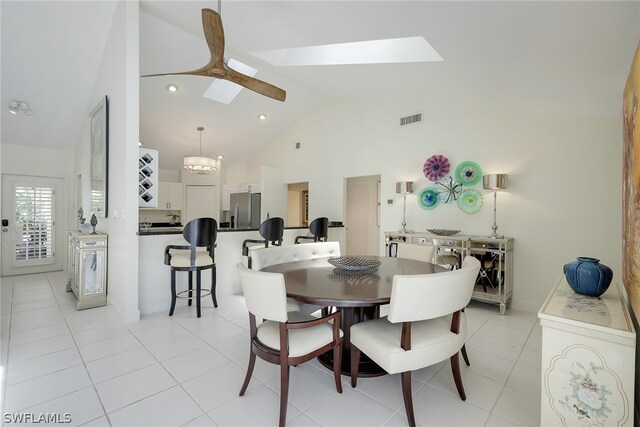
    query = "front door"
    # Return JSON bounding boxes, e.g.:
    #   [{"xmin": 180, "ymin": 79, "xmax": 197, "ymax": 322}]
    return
[
  {"xmin": 346, "ymin": 180, "xmax": 369, "ymax": 255},
  {"xmin": 1, "ymin": 175, "xmax": 64, "ymax": 276}
]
